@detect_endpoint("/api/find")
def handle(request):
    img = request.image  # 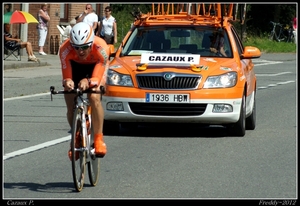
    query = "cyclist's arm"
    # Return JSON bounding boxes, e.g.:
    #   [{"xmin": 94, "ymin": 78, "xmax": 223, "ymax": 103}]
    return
[
  {"xmin": 90, "ymin": 43, "xmax": 110, "ymax": 87},
  {"xmin": 59, "ymin": 41, "xmax": 74, "ymax": 86}
]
